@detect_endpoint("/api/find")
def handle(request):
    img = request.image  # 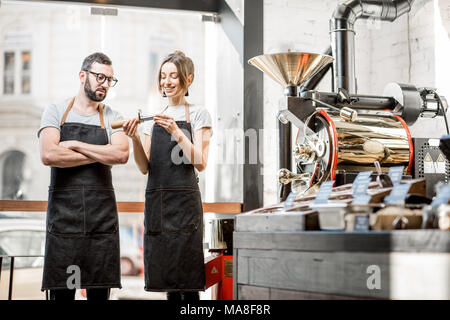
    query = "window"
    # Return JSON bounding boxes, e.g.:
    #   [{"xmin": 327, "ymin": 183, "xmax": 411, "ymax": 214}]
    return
[
  {"xmin": 21, "ymin": 51, "xmax": 31, "ymax": 94},
  {"xmin": 0, "ymin": 1, "xmax": 207, "ymax": 202},
  {"xmin": 1, "ymin": 151, "xmax": 26, "ymax": 200},
  {"xmin": 2, "ymin": 50, "xmax": 32, "ymax": 95},
  {"xmin": 0, "ymin": 230, "xmax": 45, "ymax": 269},
  {"xmin": 3, "ymin": 51, "xmax": 14, "ymax": 94}
]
